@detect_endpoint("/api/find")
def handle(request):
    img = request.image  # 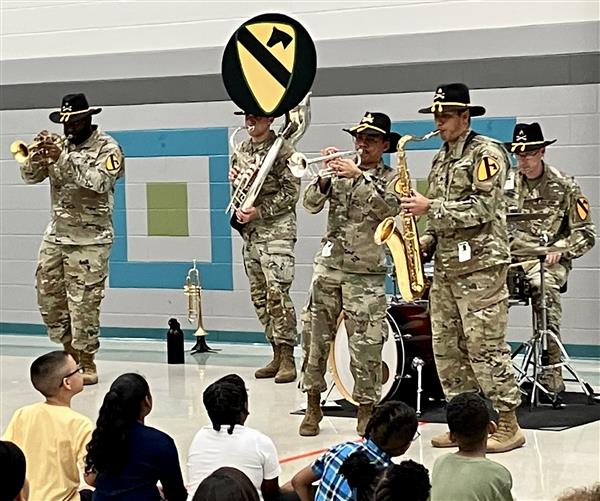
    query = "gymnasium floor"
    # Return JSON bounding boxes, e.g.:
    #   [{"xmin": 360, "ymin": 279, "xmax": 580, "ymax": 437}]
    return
[{"xmin": 1, "ymin": 334, "xmax": 598, "ymax": 501}]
